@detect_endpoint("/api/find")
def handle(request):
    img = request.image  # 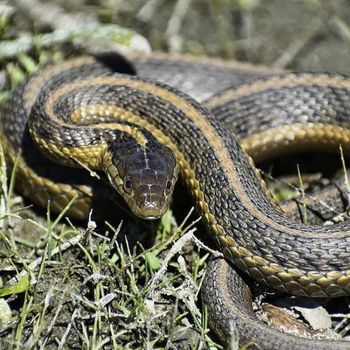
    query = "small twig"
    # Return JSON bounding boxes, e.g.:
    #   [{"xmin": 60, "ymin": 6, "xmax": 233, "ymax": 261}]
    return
[
  {"xmin": 262, "ymin": 171, "xmax": 342, "ymax": 216},
  {"xmin": 0, "ymin": 143, "xmax": 9, "ymax": 230},
  {"xmin": 69, "ymin": 156, "xmax": 100, "ymax": 180},
  {"xmin": 146, "ymin": 228, "xmax": 196, "ymax": 295},
  {"xmin": 296, "ymin": 164, "xmax": 308, "ymax": 224},
  {"xmin": 192, "ymin": 235, "xmax": 223, "ymax": 258},
  {"xmin": 137, "ymin": 0, "xmax": 166, "ymax": 22},
  {"xmin": 165, "ymin": 0, "xmax": 191, "ymax": 53},
  {"xmin": 5, "ymin": 230, "xmax": 86, "ymax": 288},
  {"xmin": 330, "ymin": 16, "xmax": 350, "ymax": 45},
  {"xmin": 228, "ymin": 320, "xmax": 240, "ymax": 350},
  {"xmin": 339, "ymin": 145, "xmax": 350, "ymax": 209},
  {"xmin": 41, "ymin": 287, "xmax": 69, "ymax": 349},
  {"xmin": 0, "ymin": 24, "xmax": 151, "ymax": 61},
  {"xmin": 273, "ymin": 19, "xmax": 325, "ymax": 69},
  {"xmin": 57, "ymin": 308, "xmax": 78, "ymax": 350},
  {"xmin": 14, "ymin": 0, "xmax": 97, "ymax": 30}
]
